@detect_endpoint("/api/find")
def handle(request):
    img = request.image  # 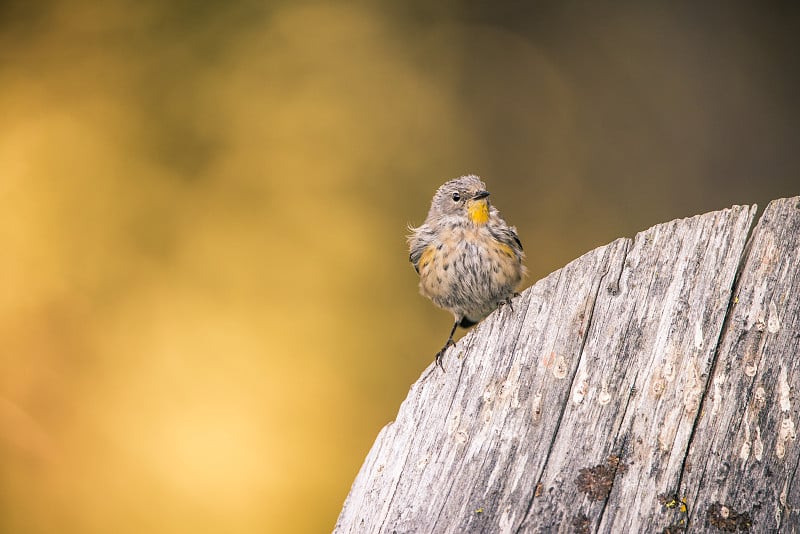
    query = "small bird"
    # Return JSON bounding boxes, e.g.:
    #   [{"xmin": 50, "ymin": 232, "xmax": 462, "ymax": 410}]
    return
[{"xmin": 408, "ymin": 175, "xmax": 526, "ymax": 370}]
